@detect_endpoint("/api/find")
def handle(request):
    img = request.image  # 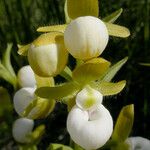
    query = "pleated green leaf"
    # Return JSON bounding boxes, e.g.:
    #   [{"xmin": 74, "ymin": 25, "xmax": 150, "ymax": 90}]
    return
[
  {"xmin": 105, "ymin": 23, "xmax": 130, "ymax": 38},
  {"xmin": 101, "ymin": 57, "xmax": 128, "ymax": 82},
  {"xmin": 103, "ymin": 8, "xmax": 123, "ymax": 23},
  {"xmin": 17, "ymin": 43, "xmax": 31, "ymax": 56},
  {"xmin": 64, "ymin": 0, "xmax": 99, "ymax": 23},
  {"xmin": 35, "ymin": 82, "xmax": 79, "ymax": 100},
  {"xmin": 73, "ymin": 58, "xmax": 111, "ymax": 85},
  {"xmin": 112, "ymin": 104, "xmax": 134, "ymax": 142},
  {"xmin": 48, "ymin": 143, "xmax": 73, "ymax": 150},
  {"xmin": 37, "ymin": 24, "xmax": 67, "ymax": 33},
  {"xmin": 93, "ymin": 80, "xmax": 126, "ymax": 96}
]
